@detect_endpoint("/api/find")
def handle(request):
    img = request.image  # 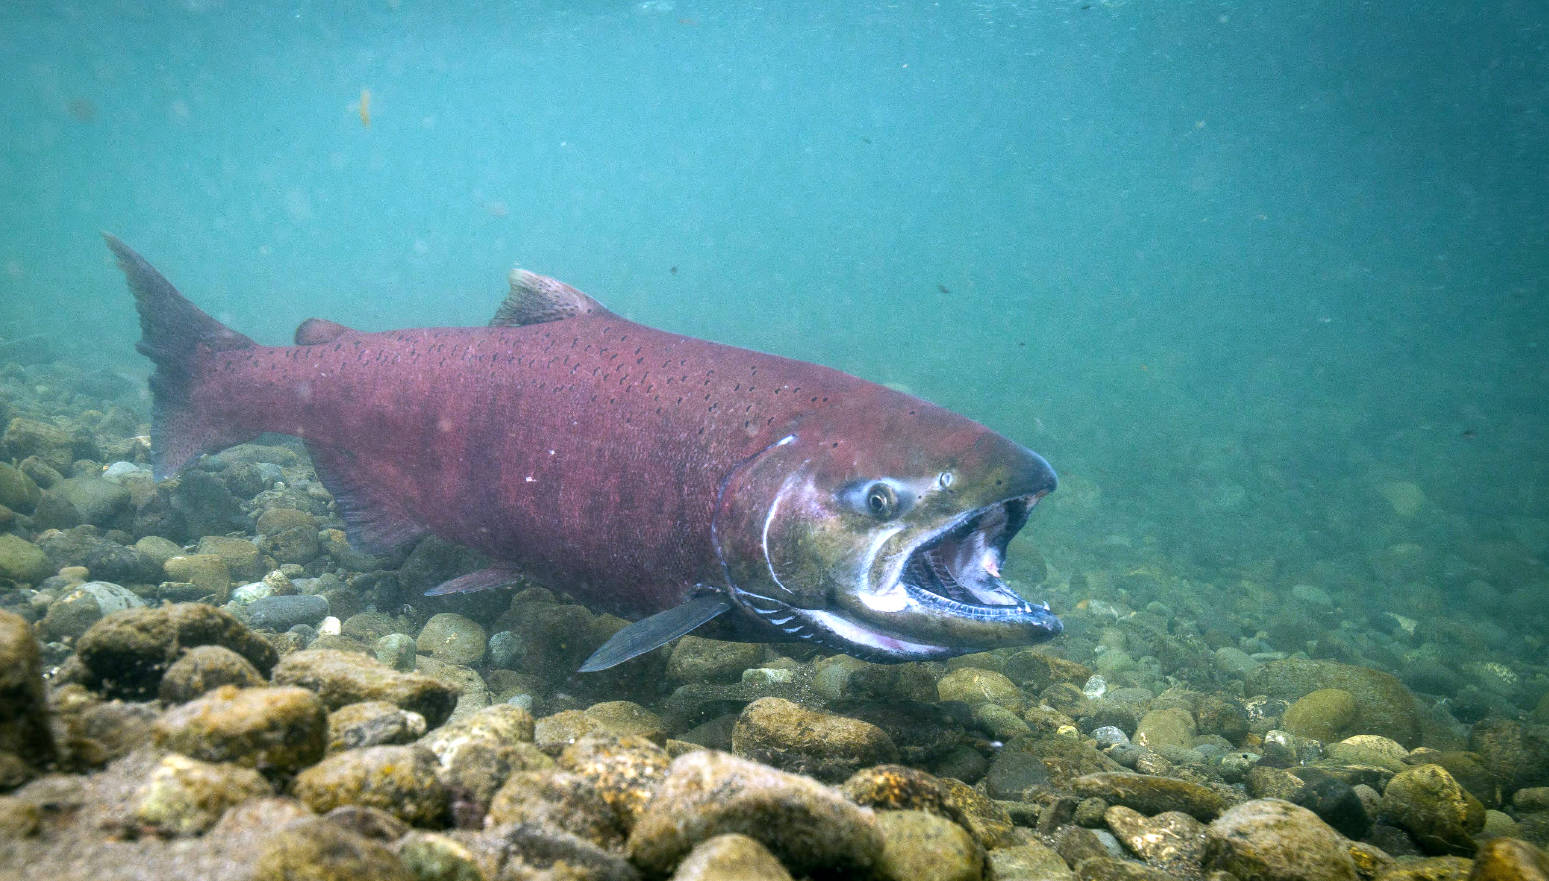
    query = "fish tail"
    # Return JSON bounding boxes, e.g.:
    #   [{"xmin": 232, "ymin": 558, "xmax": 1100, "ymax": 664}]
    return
[{"xmin": 104, "ymin": 234, "xmax": 258, "ymax": 479}]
